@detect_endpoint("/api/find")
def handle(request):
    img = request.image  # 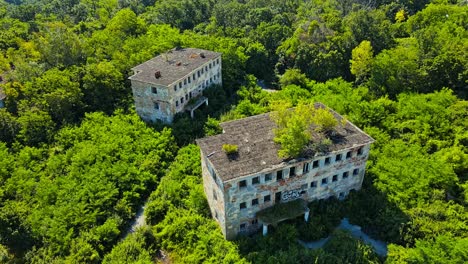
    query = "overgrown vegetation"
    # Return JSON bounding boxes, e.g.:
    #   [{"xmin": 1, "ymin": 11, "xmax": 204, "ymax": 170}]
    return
[
  {"xmin": 222, "ymin": 143, "xmax": 239, "ymax": 155},
  {"xmin": 0, "ymin": 0, "xmax": 467, "ymax": 263},
  {"xmin": 271, "ymin": 103, "xmax": 339, "ymax": 158}
]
